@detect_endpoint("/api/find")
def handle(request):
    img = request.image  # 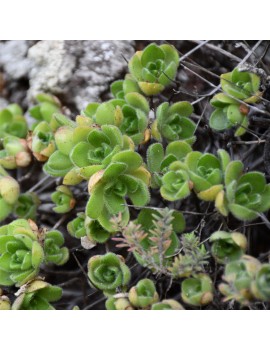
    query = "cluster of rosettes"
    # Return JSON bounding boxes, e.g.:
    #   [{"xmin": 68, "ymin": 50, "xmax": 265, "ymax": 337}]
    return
[
  {"xmin": 209, "ymin": 68, "xmax": 261, "ymax": 136},
  {"xmin": 0, "ymin": 219, "xmax": 68, "ymax": 310},
  {"xmin": 0, "ymin": 42, "xmax": 269, "ymax": 310},
  {"xmin": 208, "ymin": 230, "xmax": 270, "ymax": 306},
  {"xmin": 147, "ymin": 141, "xmax": 270, "ymax": 222},
  {"xmin": 0, "ymin": 219, "xmax": 68, "ymax": 286},
  {"xmin": 0, "ymin": 279, "xmax": 63, "ymax": 310},
  {"xmin": 219, "ymin": 256, "xmax": 270, "ymax": 305},
  {"xmin": 87, "ymin": 253, "xmax": 184, "ymax": 310},
  {"xmin": 87, "ymin": 252, "xmax": 213, "ymax": 309}
]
